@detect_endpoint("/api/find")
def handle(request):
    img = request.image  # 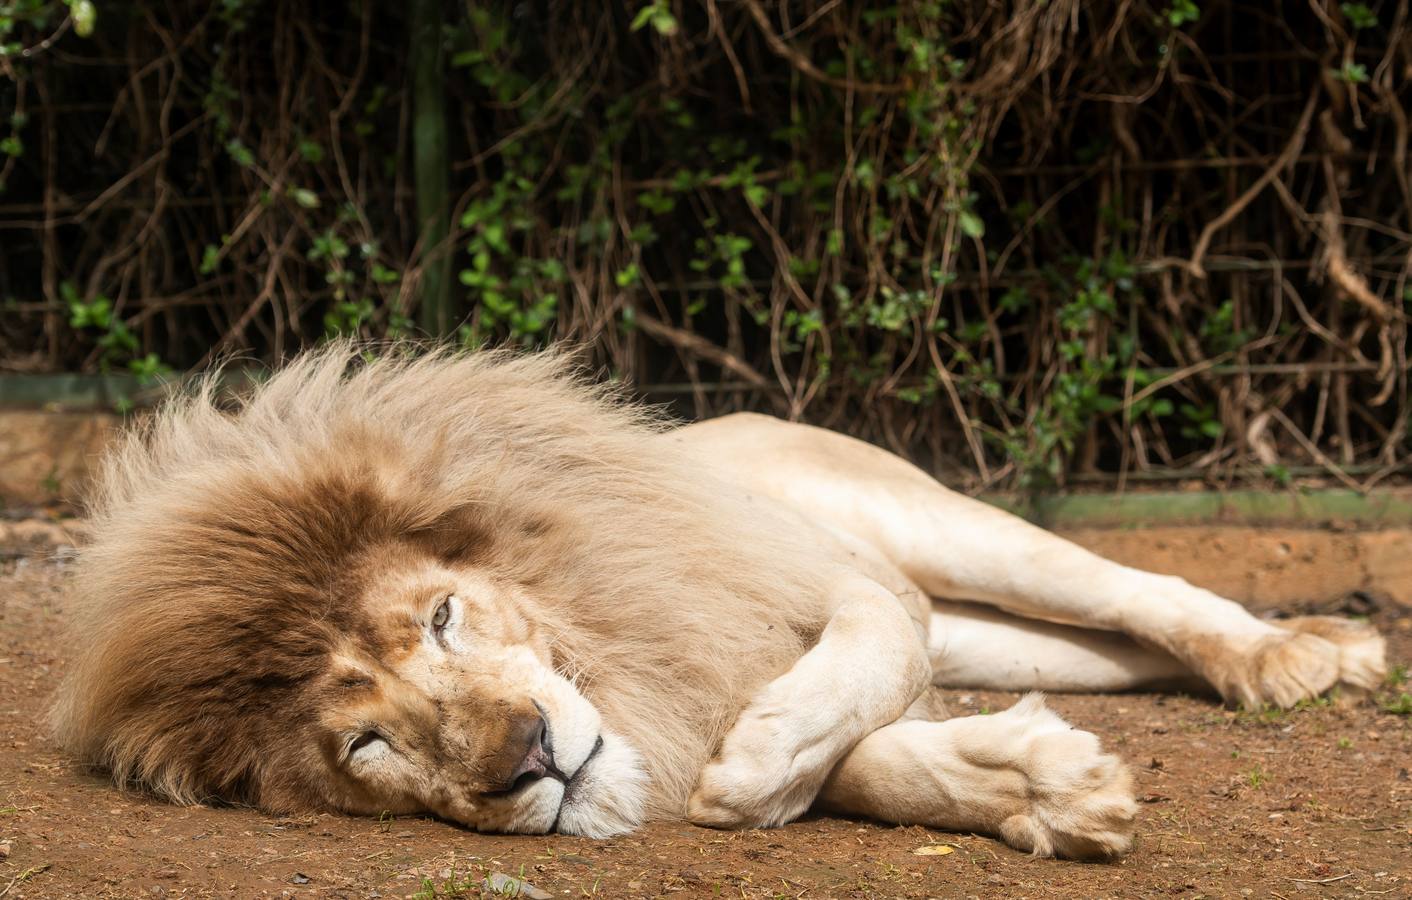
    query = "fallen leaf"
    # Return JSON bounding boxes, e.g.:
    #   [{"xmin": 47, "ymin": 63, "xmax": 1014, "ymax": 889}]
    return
[{"xmin": 912, "ymin": 844, "xmax": 955, "ymax": 856}]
